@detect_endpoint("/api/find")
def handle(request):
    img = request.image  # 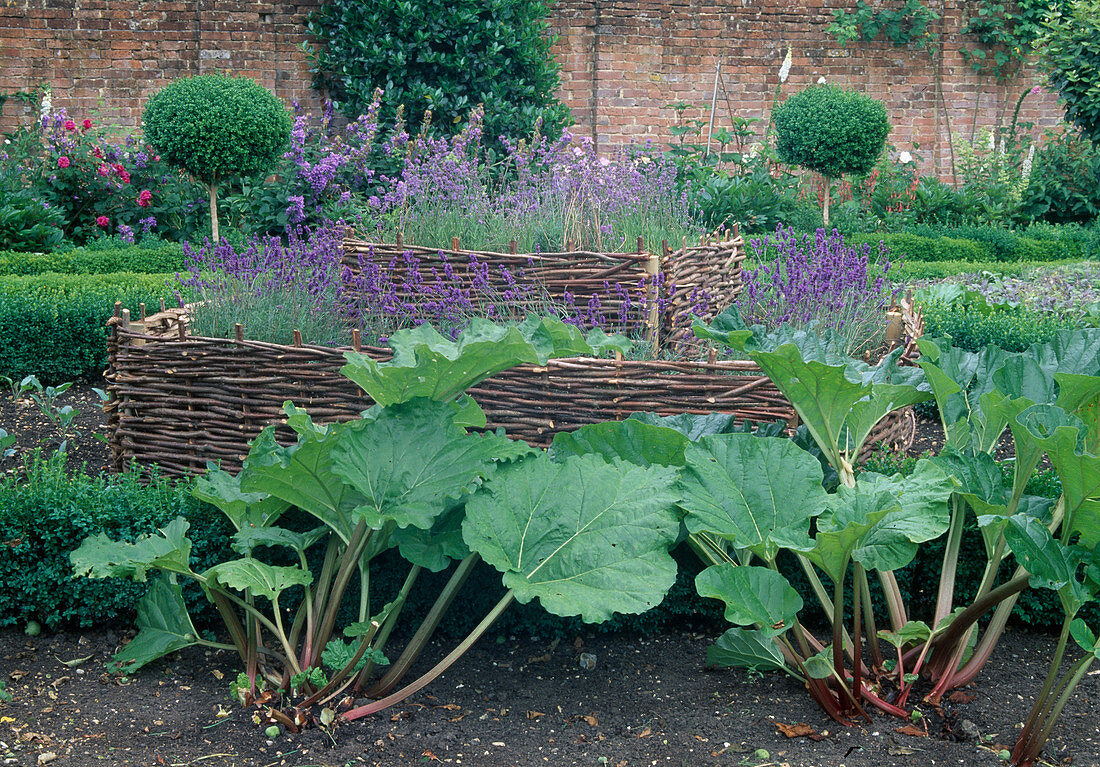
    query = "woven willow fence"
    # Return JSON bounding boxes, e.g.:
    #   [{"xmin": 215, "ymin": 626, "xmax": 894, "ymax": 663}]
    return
[
  {"xmin": 341, "ymin": 232, "xmax": 746, "ymax": 346},
  {"xmin": 105, "ymin": 294, "xmax": 922, "ymax": 477}
]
